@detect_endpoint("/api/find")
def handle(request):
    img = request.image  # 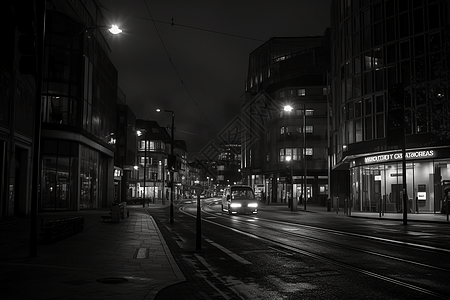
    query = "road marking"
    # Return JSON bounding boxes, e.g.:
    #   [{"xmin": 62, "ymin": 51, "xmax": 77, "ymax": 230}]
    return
[{"xmin": 205, "ymin": 238, "xmax": 252, "ymax": 265}]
